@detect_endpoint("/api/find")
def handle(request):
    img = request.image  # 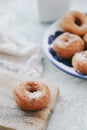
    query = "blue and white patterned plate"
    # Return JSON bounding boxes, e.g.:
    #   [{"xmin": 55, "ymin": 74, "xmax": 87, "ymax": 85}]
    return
[{"xmin": 43, "ymin": 20, "xmax": 87, "ymax": 80}]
